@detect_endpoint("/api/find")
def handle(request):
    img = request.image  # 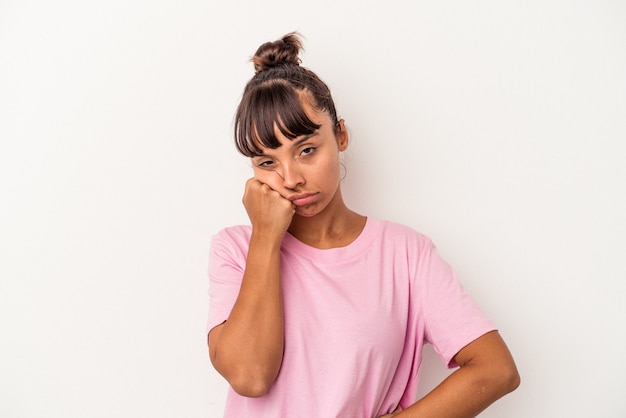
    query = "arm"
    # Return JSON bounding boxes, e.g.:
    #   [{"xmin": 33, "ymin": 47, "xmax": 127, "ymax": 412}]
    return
[
  {"xmin": 208, "ymin": 178, "xmax": 295, "ymax": 397},
  {"xmin": 395, "ymin": 331, "xmax": 520, "ymax": 418}
]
